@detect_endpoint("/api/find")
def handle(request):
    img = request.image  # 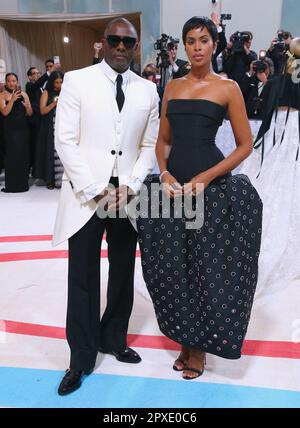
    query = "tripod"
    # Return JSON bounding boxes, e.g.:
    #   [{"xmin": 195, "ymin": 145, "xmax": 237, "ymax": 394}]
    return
[{"xmin": 156, "ymin": 49, "xmax": 171, "ymax": 92}]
